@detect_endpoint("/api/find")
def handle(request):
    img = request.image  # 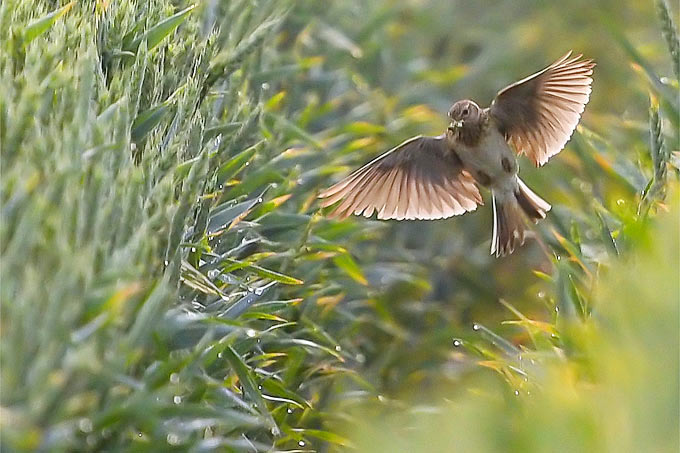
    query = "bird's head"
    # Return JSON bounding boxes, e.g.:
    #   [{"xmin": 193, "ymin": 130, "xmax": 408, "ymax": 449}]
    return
[{"xmin": 447, "ymin": 100, "xmax": 482, "ymax": 131}]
